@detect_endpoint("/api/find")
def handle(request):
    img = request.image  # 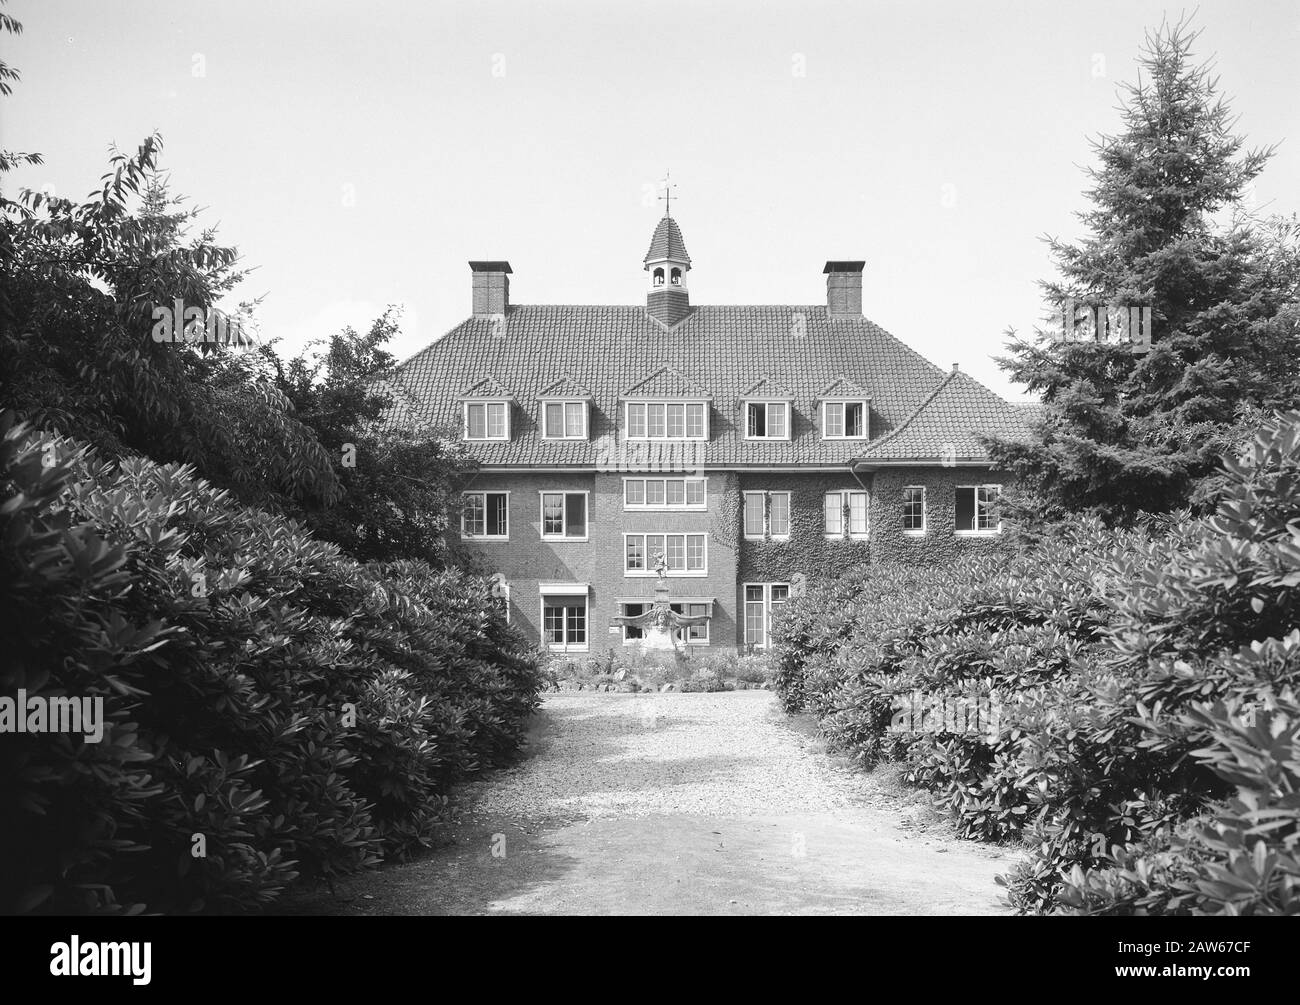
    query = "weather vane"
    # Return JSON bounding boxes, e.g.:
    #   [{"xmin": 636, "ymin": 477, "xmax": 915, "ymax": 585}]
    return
[{"xmin": 658, "ymin": 171, "xmax": 678, "ymax": 217}]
